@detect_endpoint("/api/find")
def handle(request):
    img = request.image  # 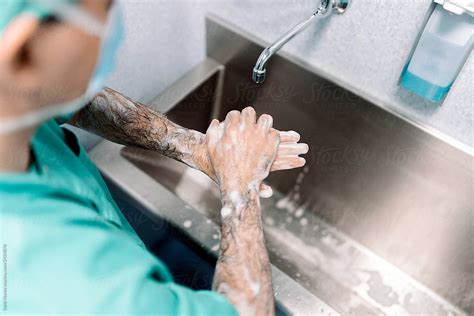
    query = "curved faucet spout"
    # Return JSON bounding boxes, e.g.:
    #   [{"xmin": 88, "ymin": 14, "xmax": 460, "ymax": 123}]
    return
[
  {"xmin": 252, "ymin": 48, "xmax": 272, "ymax": 84},
  {"xmin": 252, "ymin": 0, "xmax": 350, "ymax": 84}
]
